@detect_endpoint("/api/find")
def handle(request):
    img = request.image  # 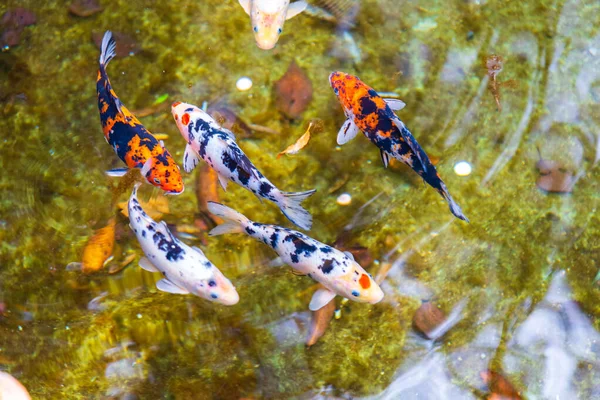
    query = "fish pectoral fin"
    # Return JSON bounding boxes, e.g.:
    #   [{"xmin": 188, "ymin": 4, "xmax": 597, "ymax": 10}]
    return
[
  {"xmin": 384, "ymin": 98, "xmax": 406, "ymax": 111},
  {"xmin": 139, "ymin": 256, "xmax": 159, "ymax": 273},
  {"xmin": 105, "ymin": 168, "xmax": 129, "ymax": 177},
  {"xmin": 217, "ymin": 173, "xmax": 229, "ymax": 191},
  {"xmin": 156, "ymin": 278, "xmax": 189, "ymax": 294},
  {"xmin": 309, "ymin": 288, "xmax": 337, "ymax": 311},
  {"xmin": 141, "ymin": 157, "xmax": 154, "ymax": 178},
  {"xmin": 380, "ymin": 149, "xmax": 390, "ymax": 168},
  {"xmin": 343, "ymin": 251, "xmax": 355, "ymax": 261},
  {"xmin": 183, "ymin": 144, "xmax": 201, "ymax": 173},
  {"xmin": 337, "ymin": 118, "xmax": 360, "ymax": 145},
  {"xmin": 237, "ymin": 0, "xmax": 251, "ymax": 14},
  {"xmin": 286, "ymin": 1, "xmax": 308, "ymax": 19},
  {"xmin": 391, "ymin": 117, "xmax": 427, "ymax": 173}
]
